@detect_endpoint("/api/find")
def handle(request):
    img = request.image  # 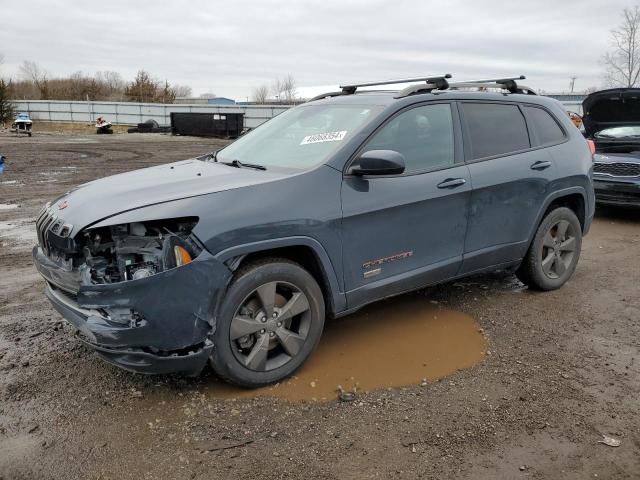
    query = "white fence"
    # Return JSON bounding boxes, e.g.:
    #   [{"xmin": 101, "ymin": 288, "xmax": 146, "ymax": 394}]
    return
[
  {"xmin": 11, "ymin": 99, "xmax": 584, "ymax": 129},
  {"xmin": 11, "ymin": 100, "xmax": 292, "ymax": 129}
]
